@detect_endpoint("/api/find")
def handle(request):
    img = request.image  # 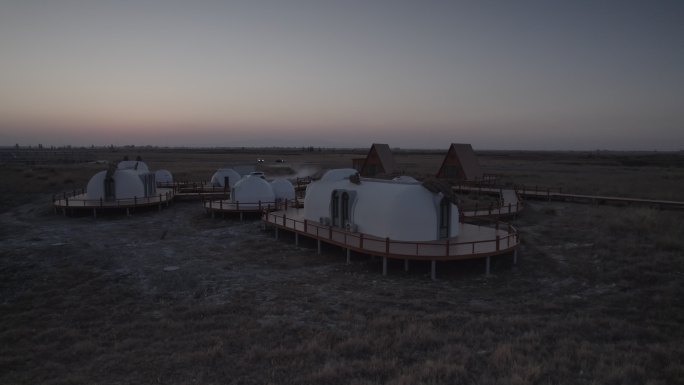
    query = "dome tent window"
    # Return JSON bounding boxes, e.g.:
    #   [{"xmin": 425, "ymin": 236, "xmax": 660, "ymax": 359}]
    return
[
  {"xmin": 341, "ymin": 192, "xmax": 350, "ymax": 226},
  {"xmin": 331, "ymin": 190, "xmax": 339, "ymax": 226}
]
